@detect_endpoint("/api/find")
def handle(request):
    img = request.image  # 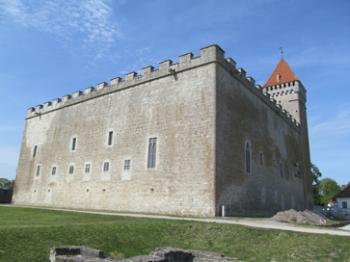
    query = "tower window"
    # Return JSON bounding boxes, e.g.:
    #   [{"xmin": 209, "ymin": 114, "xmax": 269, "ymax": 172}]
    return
[
  {"xmin": 276, "ymin": 73, "xmax": 282, "ymax": 82},
  {"xmin": 147, "ymin": 137, "xmax": 157, "ymax": 168},
  {"xmin": 51, "ymin": 166, "xmax": 57, "ymax": 175},
  {"xmin": 68, "ymin": 164, "xmax": 75, "ymax": 174},
  {"xmin": 107, "ymin": 130, "xmax": 114, "ymax": 146},
  {"xmin": 103, "ymin": 161, "xmax": 110, "ymax": 172},
  {"xmin": 124, "ymin": 160, "xmax": 131, "ymax": 171},
  {"xmin": 245, "ymin": 140, "xmax": 251, "ymax": 175},
  {"xmin": 71, "ymin": 137, "xmax": 77, "ymax": 151},
  {"xmin": 36, "ymin": 165, "xmax": 41, "ymax": 177},
  {"xmin": 32, "ymin": 145, "xmax": 38, "ymax": 159}
]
